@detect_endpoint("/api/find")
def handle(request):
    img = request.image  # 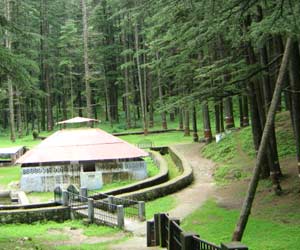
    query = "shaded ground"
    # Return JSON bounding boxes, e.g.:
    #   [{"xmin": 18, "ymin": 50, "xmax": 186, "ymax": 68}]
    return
[{"xmin": 215, "ymin": 156, "xmax": 300, "ymax": 224}]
